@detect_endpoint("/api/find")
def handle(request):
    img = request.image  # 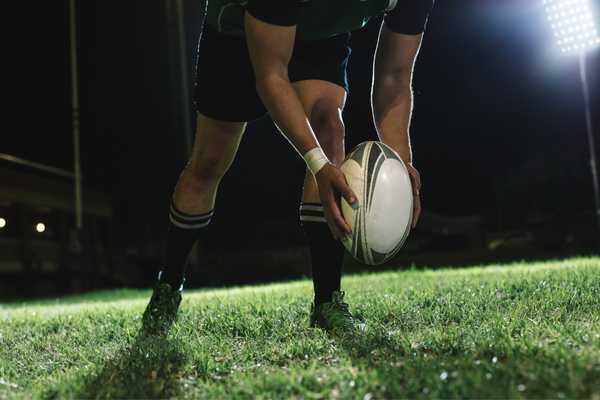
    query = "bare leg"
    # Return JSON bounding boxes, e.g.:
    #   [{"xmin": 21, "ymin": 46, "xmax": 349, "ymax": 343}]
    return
[
  {"xmin": 142, "ymin": 113, "xmax": 247, "ymax": 335},
  {"xmin": 160, "ymin": 113, "xmax": 246, "ymax": 288},
  {"xmin": 173, "ymin": 113, "xmax": 247, "ymax": 214}
]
